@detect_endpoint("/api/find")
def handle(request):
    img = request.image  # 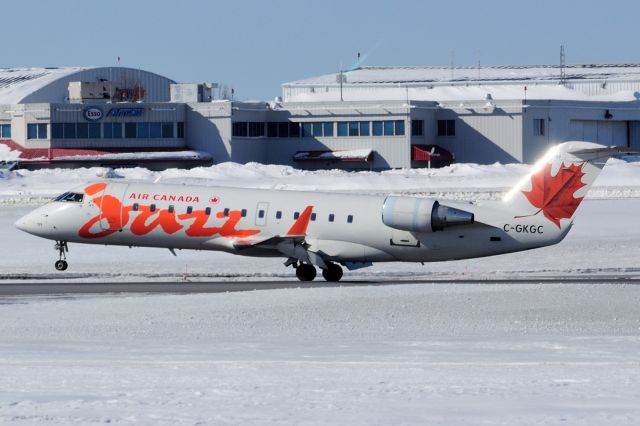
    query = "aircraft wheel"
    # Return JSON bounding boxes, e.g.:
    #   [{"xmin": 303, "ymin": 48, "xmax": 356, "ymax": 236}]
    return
[
  {"xmin": 296, "ymin": 264, "xmax": 316, "ymax": 281},
  {"xmin": 322, "ymin": 263, "xmax": 343, "ymax": 282},
  {"xmin": 54, "ymin": 260, "xmax": 68, "ymax": 271}
]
